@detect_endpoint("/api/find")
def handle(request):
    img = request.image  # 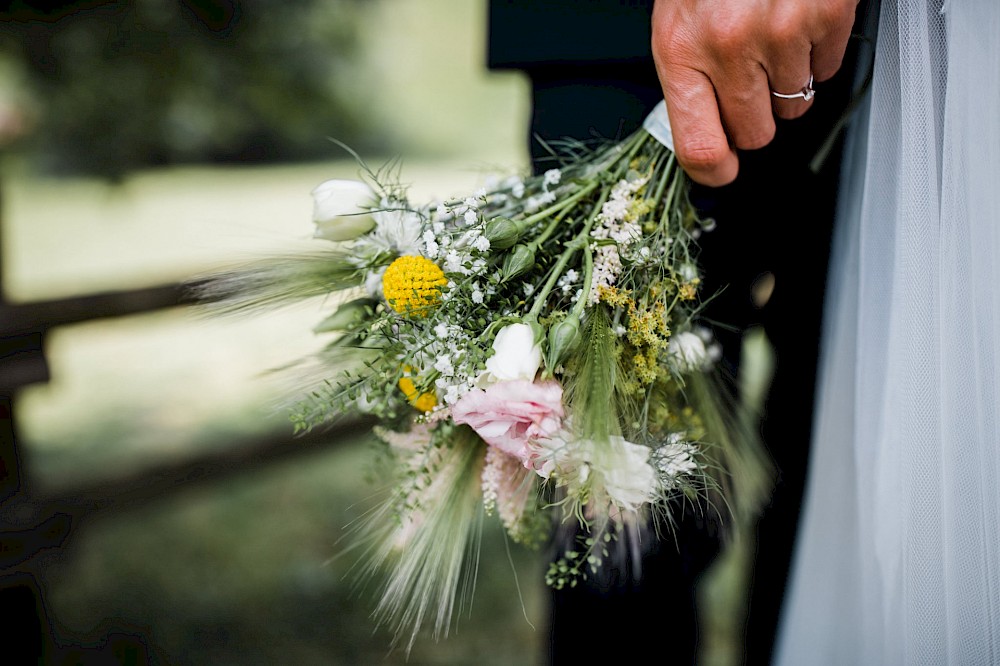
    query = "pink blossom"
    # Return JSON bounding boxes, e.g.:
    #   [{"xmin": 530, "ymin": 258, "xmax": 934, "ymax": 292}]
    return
[{"xmin": 451, "ymin": 380, "xmax": 563, "ymax": 465}]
